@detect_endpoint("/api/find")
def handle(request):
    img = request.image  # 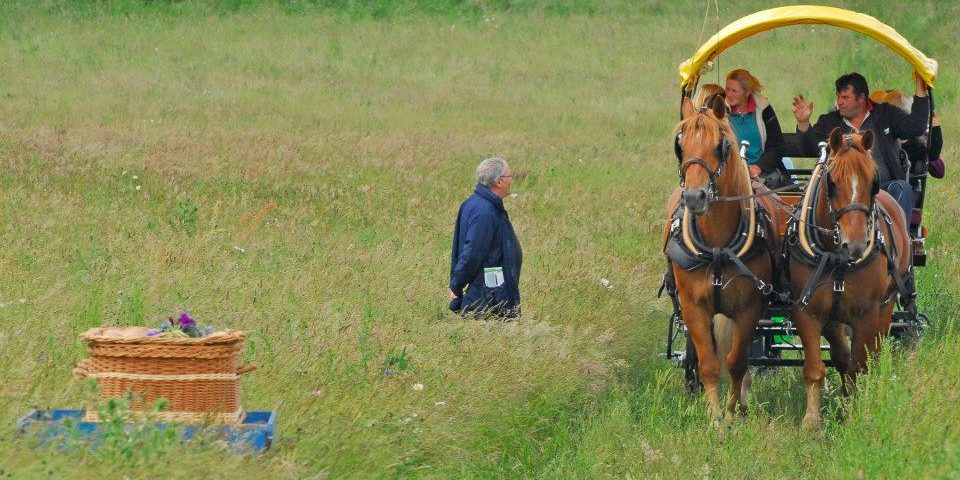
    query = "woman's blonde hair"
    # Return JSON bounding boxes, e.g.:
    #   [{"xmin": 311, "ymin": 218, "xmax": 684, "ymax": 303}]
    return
[
  {"xmin": 692, "ymin": 83, "xmax": 725, "ymax": 110},
  {"xmin": 726, "ymin": 69, "xmax": 763, "ymax": 94}
]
